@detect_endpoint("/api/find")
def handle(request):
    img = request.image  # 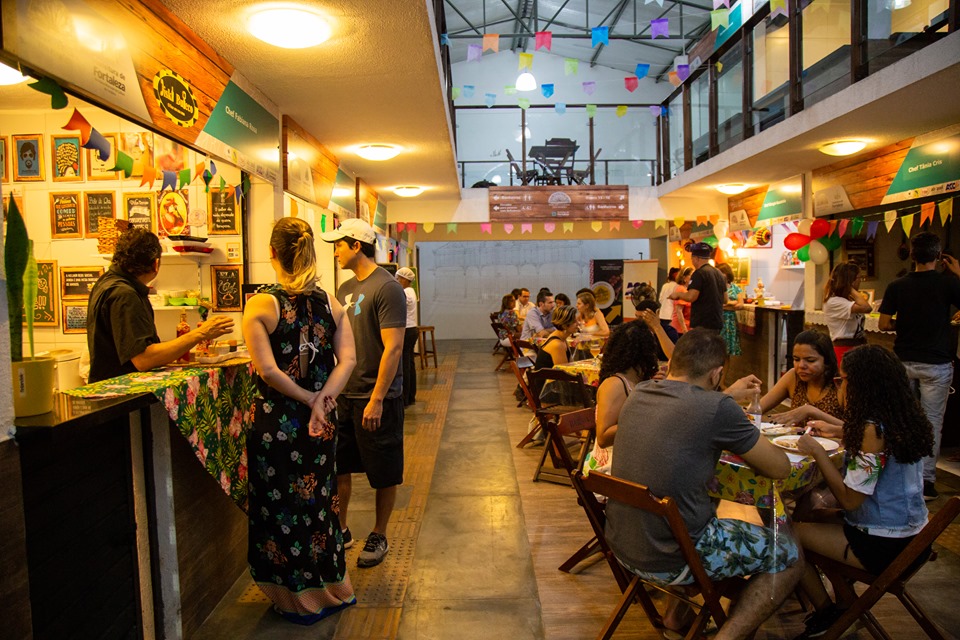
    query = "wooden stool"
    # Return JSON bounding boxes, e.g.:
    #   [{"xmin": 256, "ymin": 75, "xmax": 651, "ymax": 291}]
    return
[{"xmin": 417, "ymin": 326, "xmax": 438, "ymax": 369}]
